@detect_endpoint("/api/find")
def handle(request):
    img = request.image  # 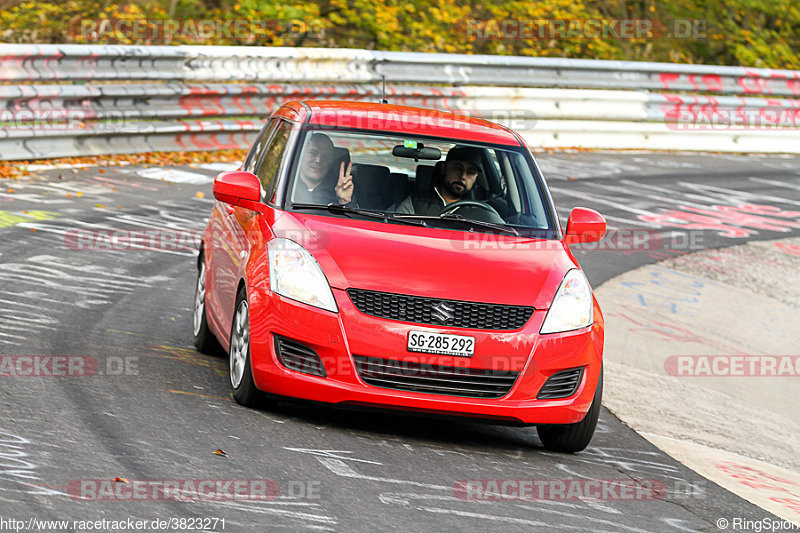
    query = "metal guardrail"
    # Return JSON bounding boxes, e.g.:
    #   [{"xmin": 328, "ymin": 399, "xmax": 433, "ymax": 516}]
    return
[
  {"xmin": 374, "ymin": 51, "xmax": 800, "ymax": 96},
  {"xmin": 4, "ymin": 44, "xmax": 800, "ymax": 95},
  {"xmin": 0, "ymin": 45, "xmax": 373, "ymax": 82},
  {"xmin": 1, "ymin": 44, "xmax": 799, "ymax": 160}
]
